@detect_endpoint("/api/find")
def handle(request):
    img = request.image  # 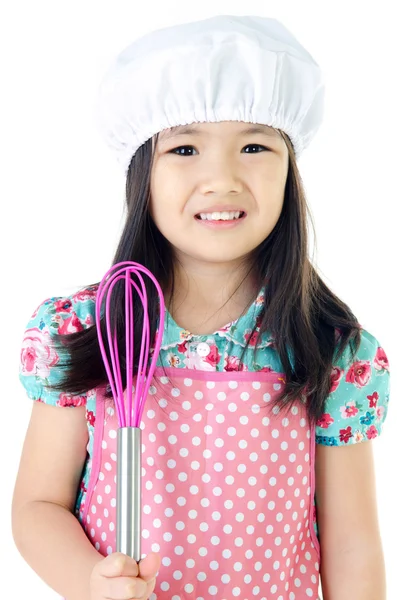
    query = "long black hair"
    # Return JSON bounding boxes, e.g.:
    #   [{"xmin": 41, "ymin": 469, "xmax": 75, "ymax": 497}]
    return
[{"xmin": 45, "ymin": 129, "xmax": 362, "ymax": 427}]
